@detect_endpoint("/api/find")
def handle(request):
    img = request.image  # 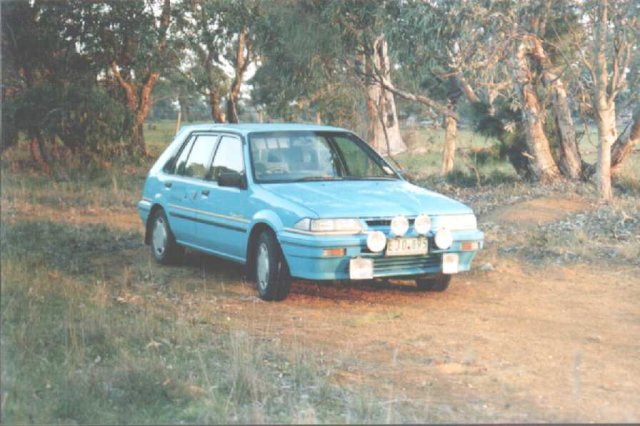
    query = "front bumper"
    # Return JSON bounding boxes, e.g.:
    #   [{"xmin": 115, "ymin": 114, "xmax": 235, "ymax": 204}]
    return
[{"xmin": 279, "ymin": 229, "xmax": 484, "ymax": 281}]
